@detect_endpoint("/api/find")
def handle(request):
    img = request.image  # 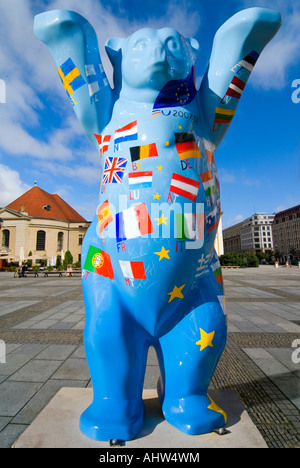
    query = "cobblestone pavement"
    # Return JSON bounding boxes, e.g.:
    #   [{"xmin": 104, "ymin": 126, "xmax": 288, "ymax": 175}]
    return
[{"xmin": 0, "ymin": 266, "xmax": 299, "ymax": 448}]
